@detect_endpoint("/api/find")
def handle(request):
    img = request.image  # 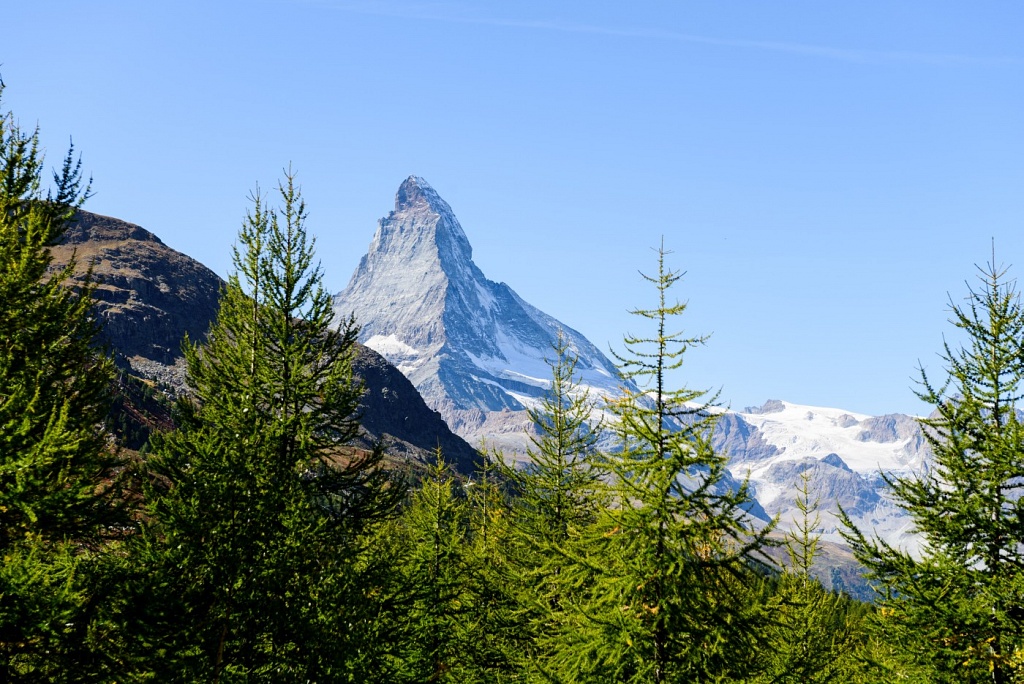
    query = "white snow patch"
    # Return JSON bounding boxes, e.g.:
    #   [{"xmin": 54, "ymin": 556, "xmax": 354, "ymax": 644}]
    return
[
  {"xmin": 363, "ymin": 334, "xmax": 425, "ymax": 373},
  {"xmin": 748, "ymin": 478, "xmax": 785, "ymax": 508},
  {"xmin": 736, "ymin": 400, "xmax": 922, "ymax": 476},
  {"xmin": 475, "ymin": 281, "xmax": 497, "ymax": 312},
  {"xmin": 466, "ymin": 328, "xmax": 623, "ymax": 398},
  {"xmin": 506, "ymin": 391, "xmax": 544, "ymax": 412},
  {"xmin": 363, "ymin": 334, "xmax": 420, "ymax": 358}
]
